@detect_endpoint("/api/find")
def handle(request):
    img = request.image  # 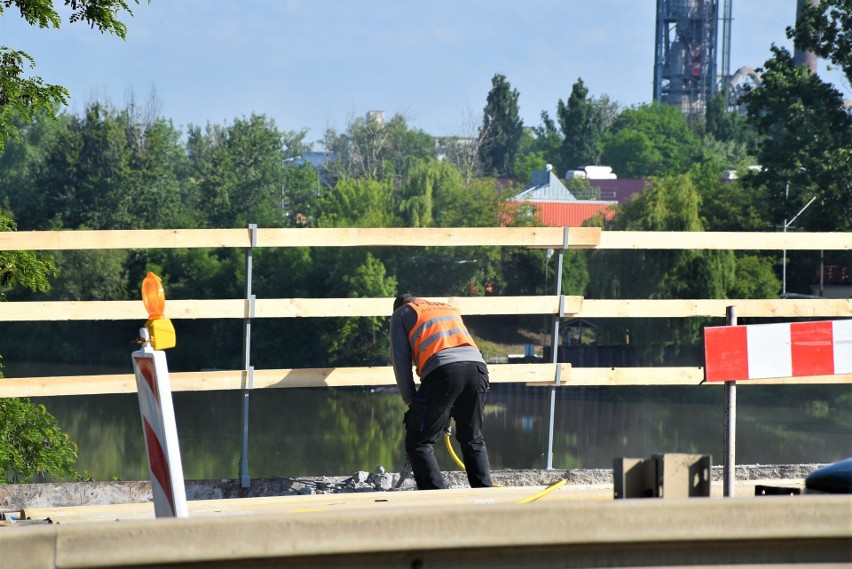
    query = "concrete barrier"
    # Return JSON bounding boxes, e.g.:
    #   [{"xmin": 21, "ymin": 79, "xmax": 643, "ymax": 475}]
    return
[{"xmin": 2, "ymin": 494, "xmax": 850, "ymax": 568}]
